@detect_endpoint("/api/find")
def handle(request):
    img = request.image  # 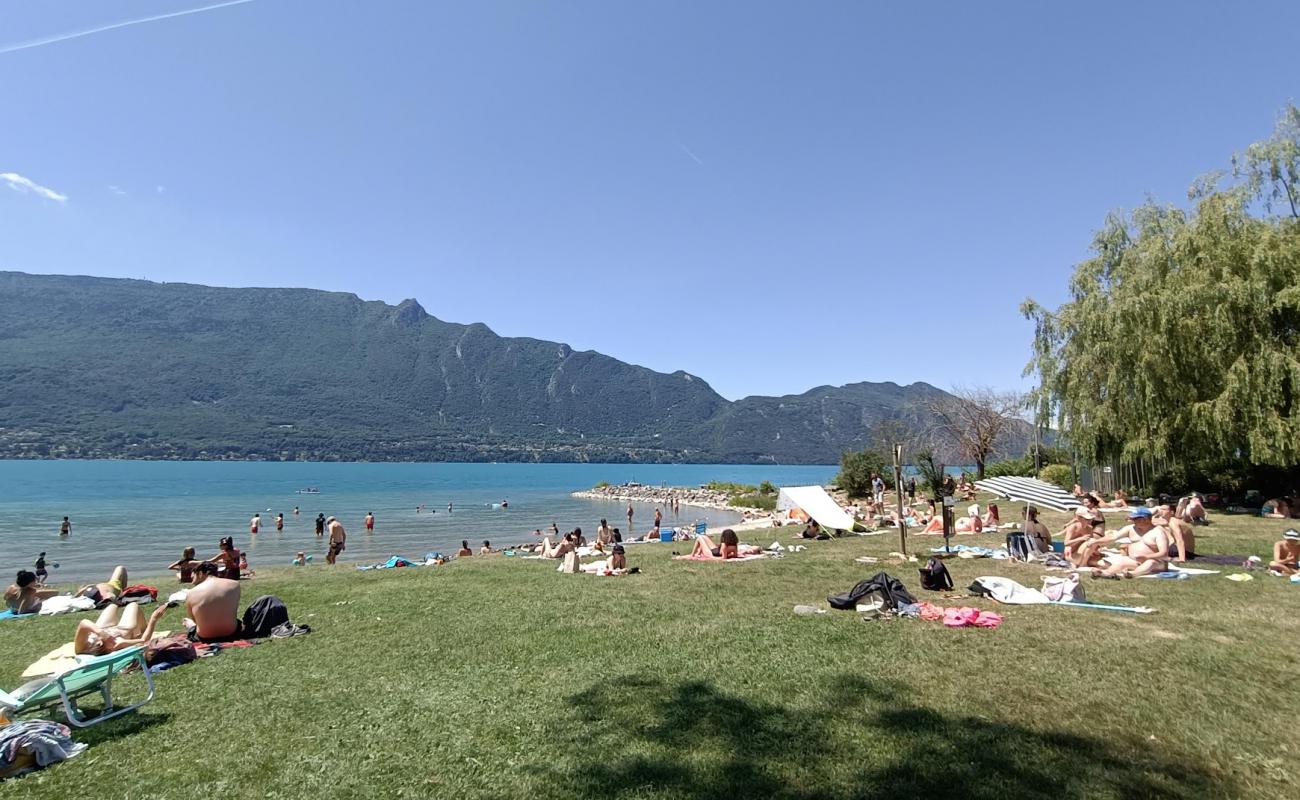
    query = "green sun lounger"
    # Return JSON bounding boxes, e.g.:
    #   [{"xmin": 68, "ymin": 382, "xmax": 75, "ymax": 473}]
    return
[{"xmin": 0, "ymin": 645, "xmax": 155, "ymax": 727}]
